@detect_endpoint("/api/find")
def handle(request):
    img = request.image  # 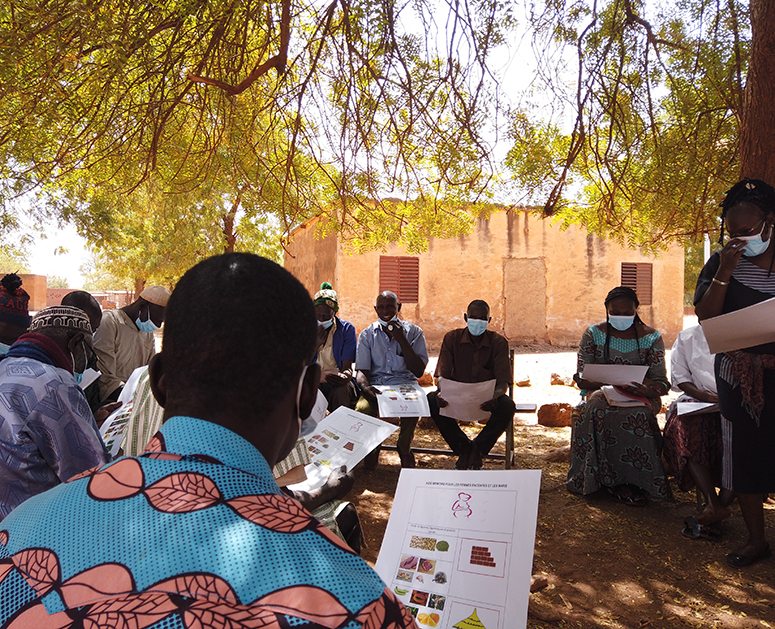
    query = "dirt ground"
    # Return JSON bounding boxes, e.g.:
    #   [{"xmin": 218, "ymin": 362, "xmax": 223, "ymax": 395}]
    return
[{"xmin": 346, "ymin": 349, "xmax": 775, "ymax": 628}]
